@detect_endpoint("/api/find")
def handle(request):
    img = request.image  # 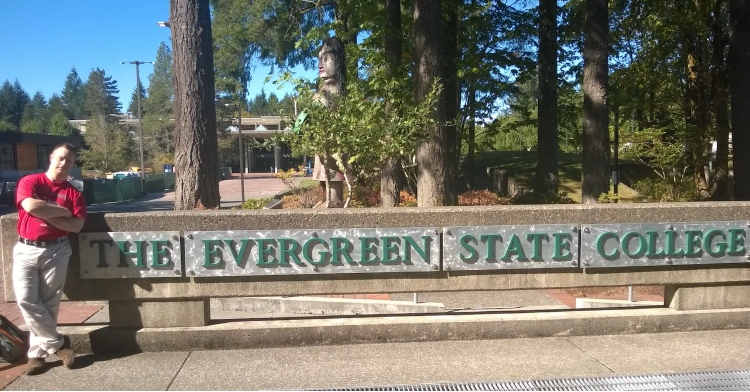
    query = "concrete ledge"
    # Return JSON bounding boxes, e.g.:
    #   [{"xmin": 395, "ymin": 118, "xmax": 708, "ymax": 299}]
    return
[
  {"xmin": 211, "ymin": 296, "xmax": 445, "ymax": 315},
  {"xmin": 575, "ymin": 298, "xmax": 663, "ymax": 308},
  {"xmin": 61, "ymin": 307, "xmax": 750, "ymax": 355}
]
